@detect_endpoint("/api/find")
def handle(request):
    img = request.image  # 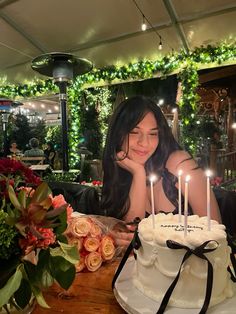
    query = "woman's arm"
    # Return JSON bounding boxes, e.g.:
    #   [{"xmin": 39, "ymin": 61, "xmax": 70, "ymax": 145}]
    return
[
  {"xmin": 116, "ymin": 151, "xmax": 149, "ymax": 222},
  {"xmin": 166, "ymin": 150, "xmax": 221, "ymax": 222}
]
